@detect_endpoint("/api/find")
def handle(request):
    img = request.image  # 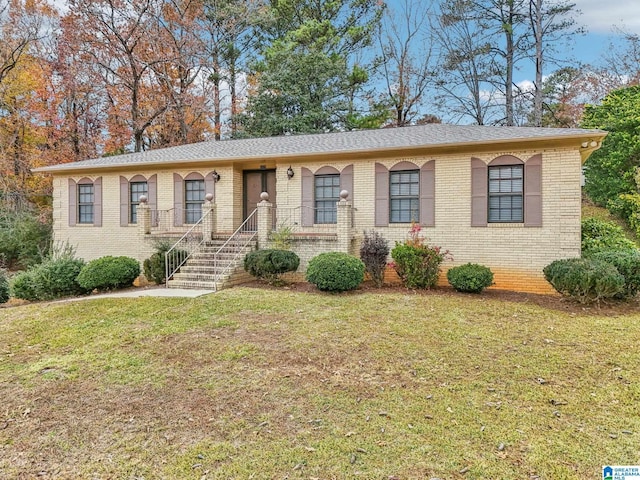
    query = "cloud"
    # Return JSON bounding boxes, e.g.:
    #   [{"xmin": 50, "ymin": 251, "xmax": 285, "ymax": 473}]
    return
[{"xmin": 573, "ymin": 0, "xmax": 640, "ymax": 34}]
